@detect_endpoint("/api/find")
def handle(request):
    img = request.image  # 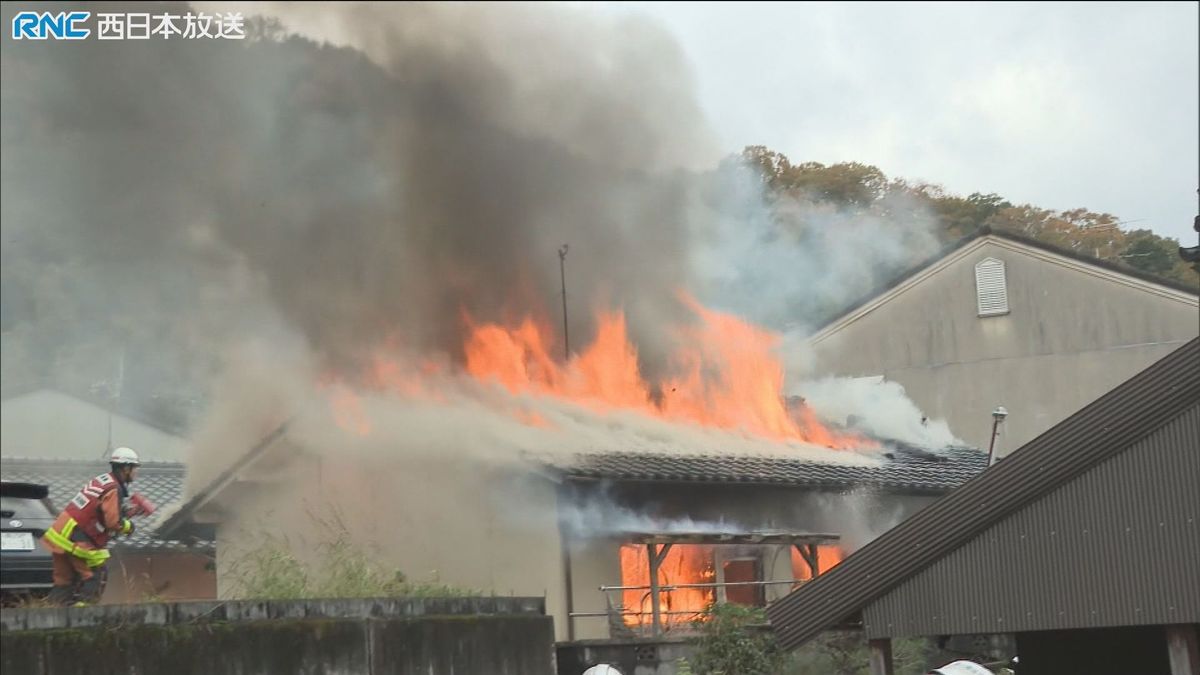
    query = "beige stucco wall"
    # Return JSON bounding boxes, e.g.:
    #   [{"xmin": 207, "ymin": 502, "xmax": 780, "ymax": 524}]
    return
[
  {"xmin": 1, "ymin": 389, "xmax": 188, "ymax": 462},
  {"xmin": 212, "ymin": 449, "xmax": 571, "ymax": 639},
  {"xmin": 810, "ymin": 237, "xmax": 1199, "ymax": 455},
  {"xmin": 206, "ymin": 434, "xmax": 936, "ymax": 643},
  {"xmin": 103, "ymin": 551, "xmax": 216, "ymax": 603}
]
